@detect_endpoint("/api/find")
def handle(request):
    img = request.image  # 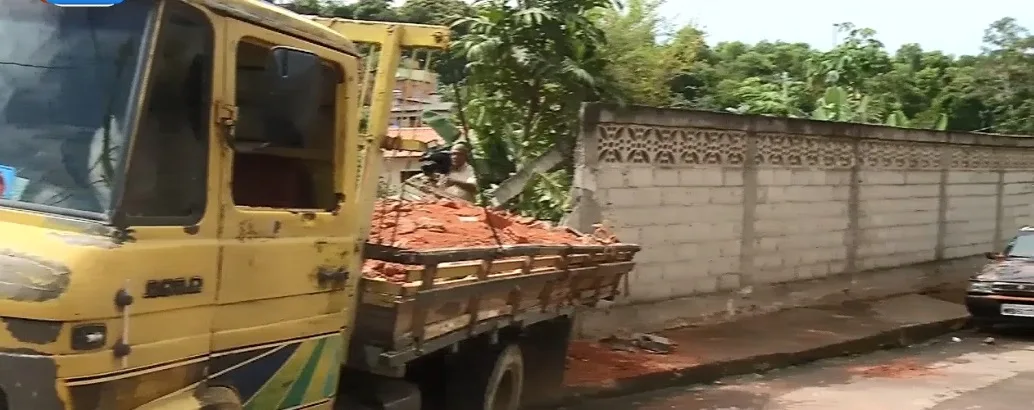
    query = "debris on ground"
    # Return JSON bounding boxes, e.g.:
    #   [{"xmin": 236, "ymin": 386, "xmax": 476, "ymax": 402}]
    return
[
  {"xmin": 951, "ymin": 337, "xmax": 962, "ymax": 342},
  {"xmin": 362, "ymin": 199, "xmax": 621, "ymax": 282},
  {"xmin": 600, "ymin": 332, "xmax": 677, "ymax": 354},
  {"xmin": 983, "ymin": 337, "xmax": 996, "ymax": 345},
  {"xmin": 564, "ymin": 340, "xmax": 701, "ymax": 387},
  {"xmin": 845, "ymin": 358, "xmax": 940, "ymax": 379}
]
